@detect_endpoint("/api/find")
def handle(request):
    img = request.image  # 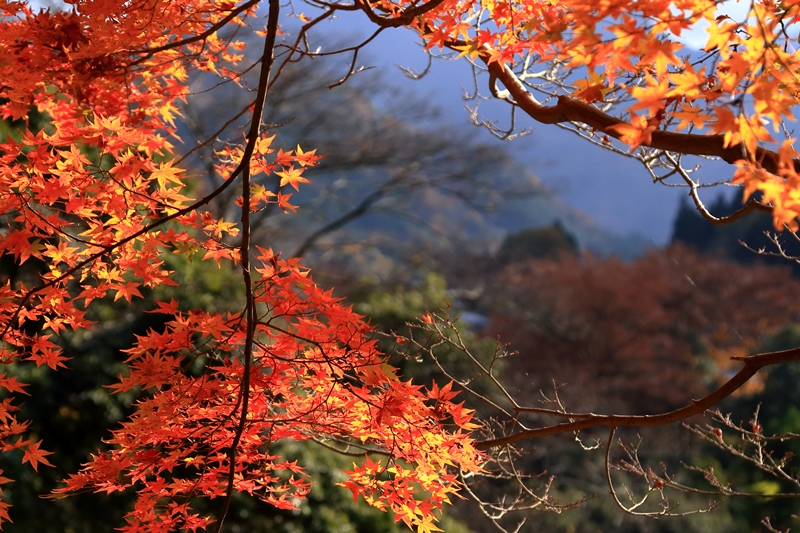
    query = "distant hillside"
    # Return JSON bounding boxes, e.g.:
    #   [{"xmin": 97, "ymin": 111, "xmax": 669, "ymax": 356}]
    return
[
  {"xmin": 261, "ymin": 151, "xmax": 652, "ymax": 268},
  {"xmin": 181, "ymin": 55, "xmax": 652, "ymax": 268}
]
